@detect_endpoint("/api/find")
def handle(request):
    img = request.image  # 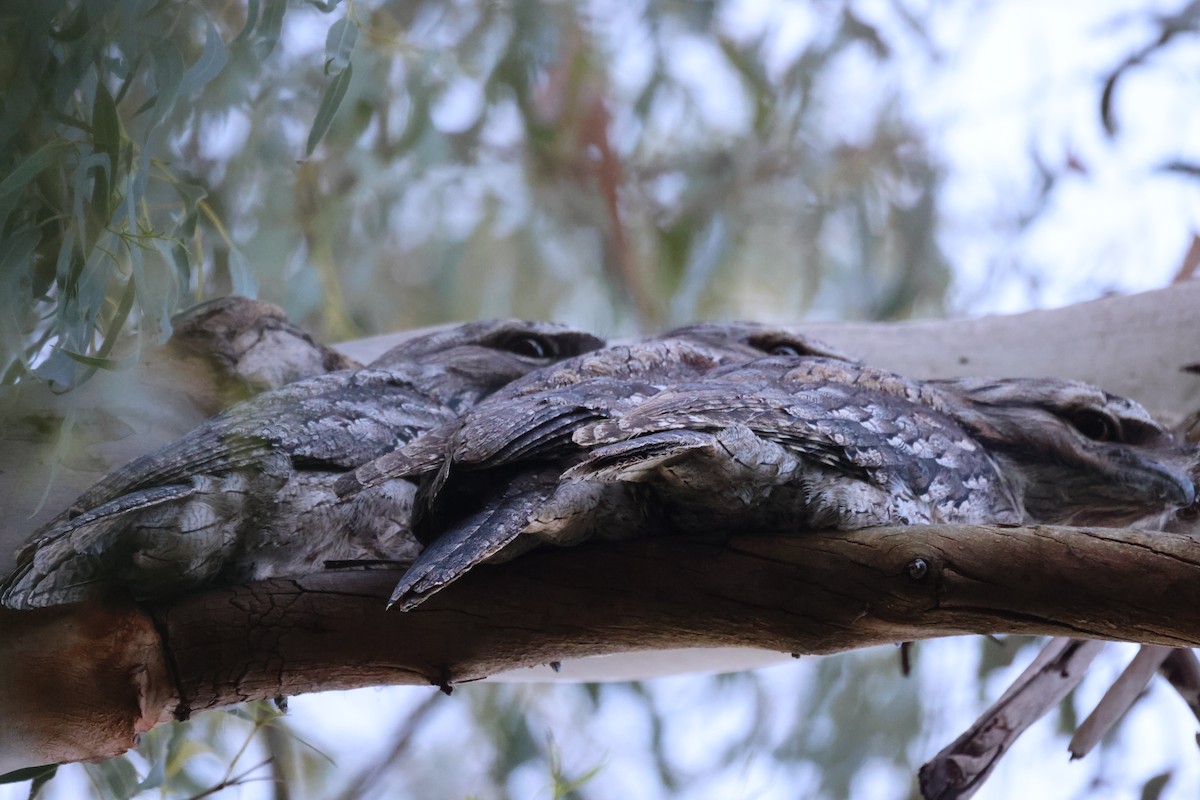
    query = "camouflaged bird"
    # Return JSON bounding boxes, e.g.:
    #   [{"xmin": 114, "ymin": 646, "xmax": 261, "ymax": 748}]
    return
[
  {"xmin": 569, "ymin": 360, "xmax": 1196, "ymax": 532},
  {"xmin": 333, "ymin": 322, "xmax": 852, "ymax": 608},
  {"xmin": 1, "ymin": 321, "xmax": 604, "ymax": 609},
  {"xmin": 359, "ymin": 347, "xmax": 1196, "ymax": 610},
  {"xmin": 164, "ymin": 296, "xmax": 361, "ymax": 413}
]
